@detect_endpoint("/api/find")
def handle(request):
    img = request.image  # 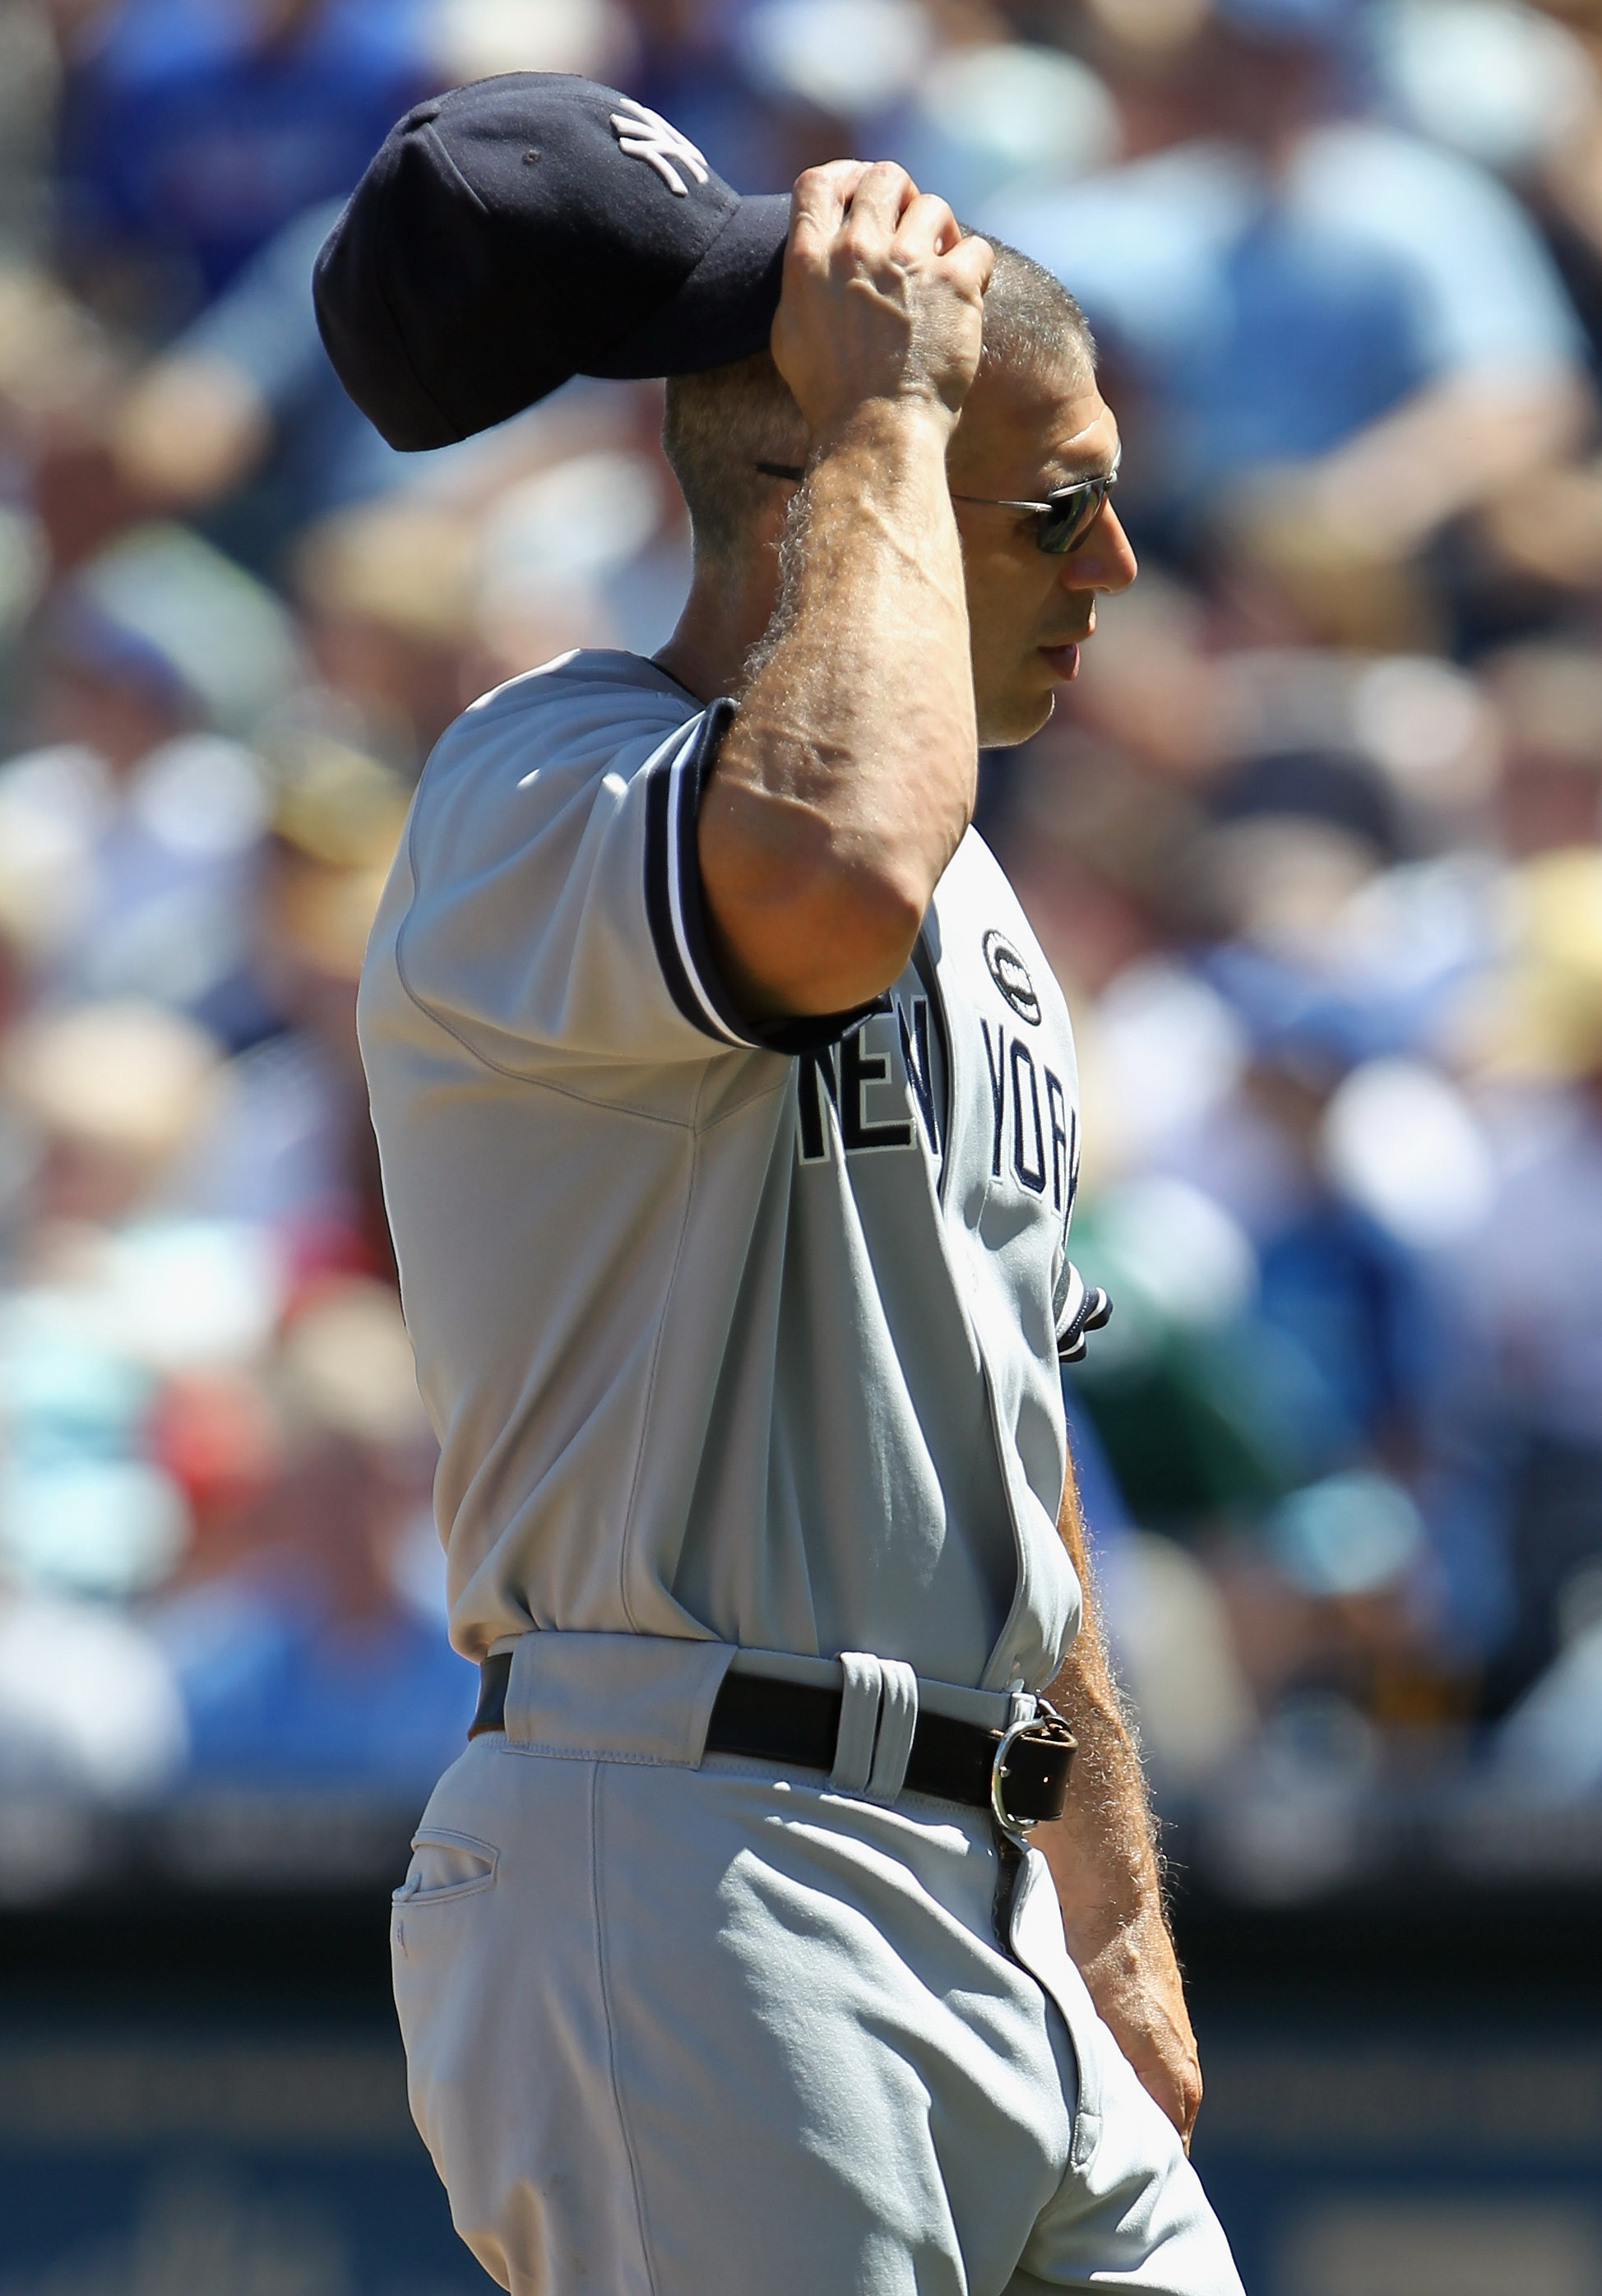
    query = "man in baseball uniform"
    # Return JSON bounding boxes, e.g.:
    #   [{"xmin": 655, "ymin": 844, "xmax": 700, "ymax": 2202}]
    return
[{"xmin": 318, "ymin": 73, "xmax": 1244, "ymax": 2296}]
